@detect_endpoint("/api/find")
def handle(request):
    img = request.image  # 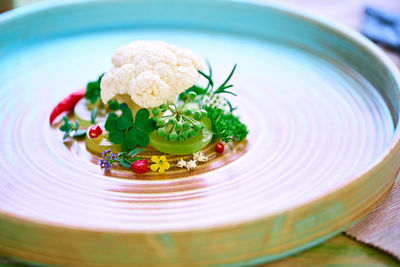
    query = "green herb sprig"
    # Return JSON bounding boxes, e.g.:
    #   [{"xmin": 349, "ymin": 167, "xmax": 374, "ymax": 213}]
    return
[
  {"xmin": 59, "ymin": 116, "xmax": 86, "ymax": 140},
  {"xmin": 204, "ymin": 105, "xmax": 248, "ymax": 143},
  {"xmin": 100, "ymin": 148, "xmax": 143, "ymax": 170},
  {"xmin": 152, "ymin": 92, "xmax": 208, "ymax": 141},
  {"xmin": 84, "ymin": 74, "xmax": 104, "ymax": 104},
  {"xmin": 105, "ymin": 103, "xmax": 156, "ymax": 151},
  {"xmin": 179, "ymin": 63, "xmax": 237, "ymax": 110}
]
